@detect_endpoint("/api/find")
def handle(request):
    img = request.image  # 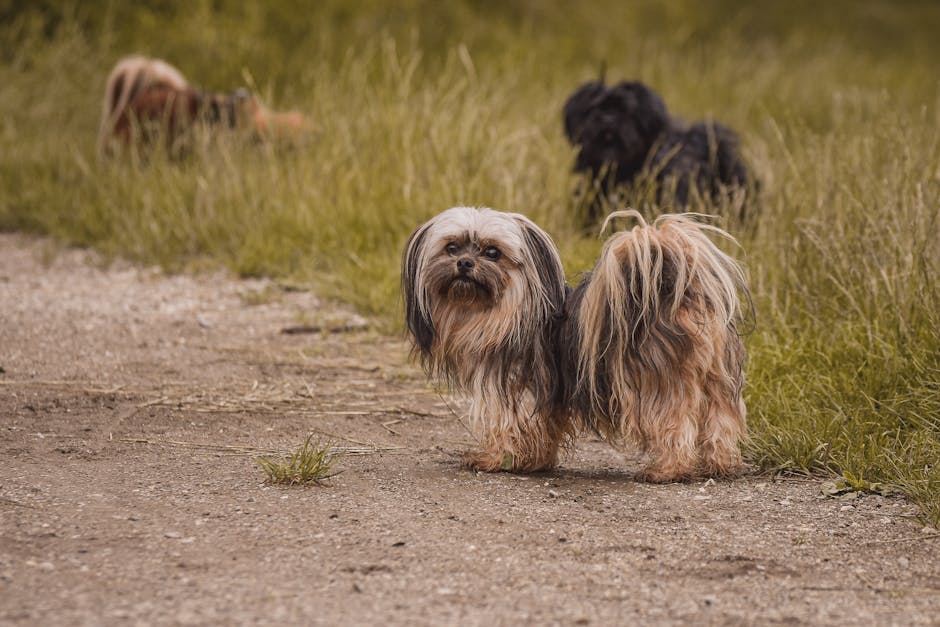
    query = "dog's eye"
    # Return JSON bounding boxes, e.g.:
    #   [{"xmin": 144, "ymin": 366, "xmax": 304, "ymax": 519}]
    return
[
  {"xmin": 445, "ymin": 243, "xmax": 458, "ymax": 256},
  {"xmin": 483, "ymin": 247, "xmax": 501, "ymax": 260}
]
